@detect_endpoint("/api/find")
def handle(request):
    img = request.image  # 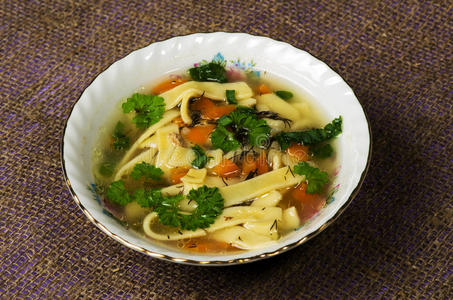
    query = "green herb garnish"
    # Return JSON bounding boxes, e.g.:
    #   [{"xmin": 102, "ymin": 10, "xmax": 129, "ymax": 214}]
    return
[
  {"xmin": 155, "ymin": 186, "xmax": 224, "ymax": 231},
  {"xmin": 294, "ymin": 162, "xmax": 329, "ymax": 194},
  {"xmin": 310, "ymin": 144, "xmax": 334, "ymax": 158},
  {"xmin": 105, "ymin": 183, "xmax": 224, "ymax": 231},
  {"xmin": 211, "ymin": 106, "xmax": 271, "ymax": 151},
  {"xmin": 189, "ymin": 62, "xmax": 227, "ymax": 83},
  {"xmin": 226, "ymin": 90, "xmax": 237, "ymax": 104},
  {"xmin": 275, "ymin": 90, "xmax": 293, "ymax": 100},
  {"xmin": 275, "ymin": 116, "xmax": 342, "ymax": 150},
  {"xmin": 106, "ymin": 180, "xmax": 131, "ymax": 206},
  {"xmin": 210, "ymin": 124, "xmax": 241, "ymax": 152},
  {"xmin": 191, "ymin": 145, "xmax": 210, "ymax": 169},
  {"xmin": 122, "ymin": 93, "xmax": 165, "ymax": 129},
  {"xmin": 130, "ymin": 162, "xmax": 164, "ymax": 181},
  {"xmin": 112, "ymin": 121, "xmax": 130, "ymax": 150}
]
